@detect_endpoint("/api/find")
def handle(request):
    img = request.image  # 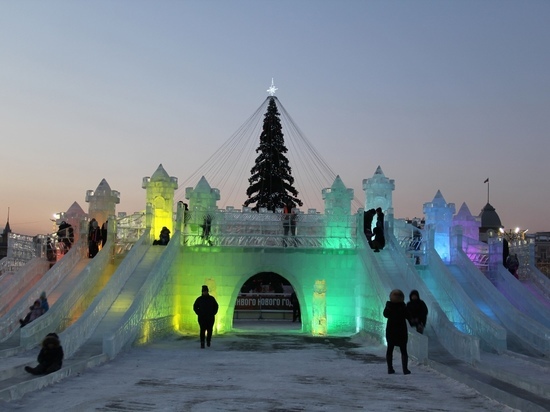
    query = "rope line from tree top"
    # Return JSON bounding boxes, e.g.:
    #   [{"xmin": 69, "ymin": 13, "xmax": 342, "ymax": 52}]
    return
[{"xmin": 175, "ymin": 96, "xmax": 363, "ymax": 213}]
